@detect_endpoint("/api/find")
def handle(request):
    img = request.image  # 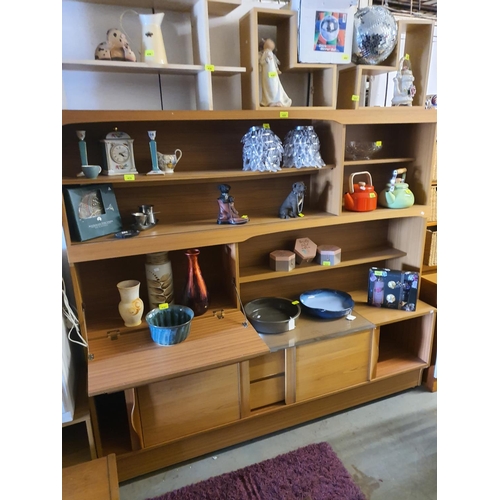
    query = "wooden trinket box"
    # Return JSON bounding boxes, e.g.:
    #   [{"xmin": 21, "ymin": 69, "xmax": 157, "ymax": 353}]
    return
[
  {"xmin": 269, "ymin": 250, "xmax": 296, "ymax": 272},
  {"xmin": 294, "ymin": 238, "xmax": 317, "ymax": 265},
  {"xmin": 316, "ymin": 245, "xmax": 341, "ymax": 266}
]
